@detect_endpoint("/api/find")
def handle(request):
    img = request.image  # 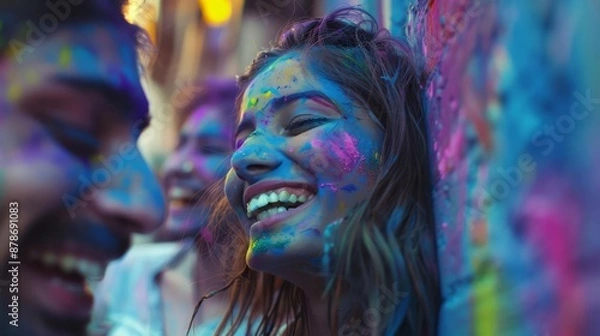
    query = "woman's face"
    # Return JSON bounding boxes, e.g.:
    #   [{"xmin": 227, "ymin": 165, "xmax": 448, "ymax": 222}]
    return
[
  {"xmin": 162, "ymin": 105, "xmax": 233, "ymax": 239},
  {"xmin": 225, "ymin": 52, "xmax": 383, "ymax": 274}
]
